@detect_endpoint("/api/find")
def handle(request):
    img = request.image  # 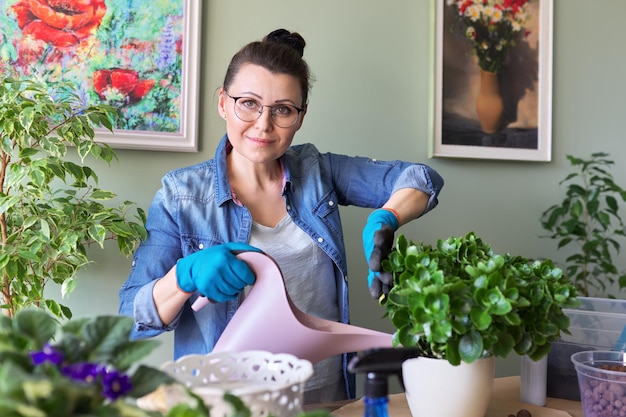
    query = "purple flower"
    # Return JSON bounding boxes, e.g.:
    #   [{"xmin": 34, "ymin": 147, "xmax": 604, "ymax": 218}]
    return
[
  {"xmin": 101, "ymin": 370, "xmax": 133, "ymax": 401},
  {"xmin": 30, "ymin": 344, "xmax": 64, "ymax": 365},
  {"xmin": 156, "ymin": 15, "xmax": 178, "ymax": 69},
  {"xmin": 61, "ymin": 362, "xmax": 103, "ymax": 383}
]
